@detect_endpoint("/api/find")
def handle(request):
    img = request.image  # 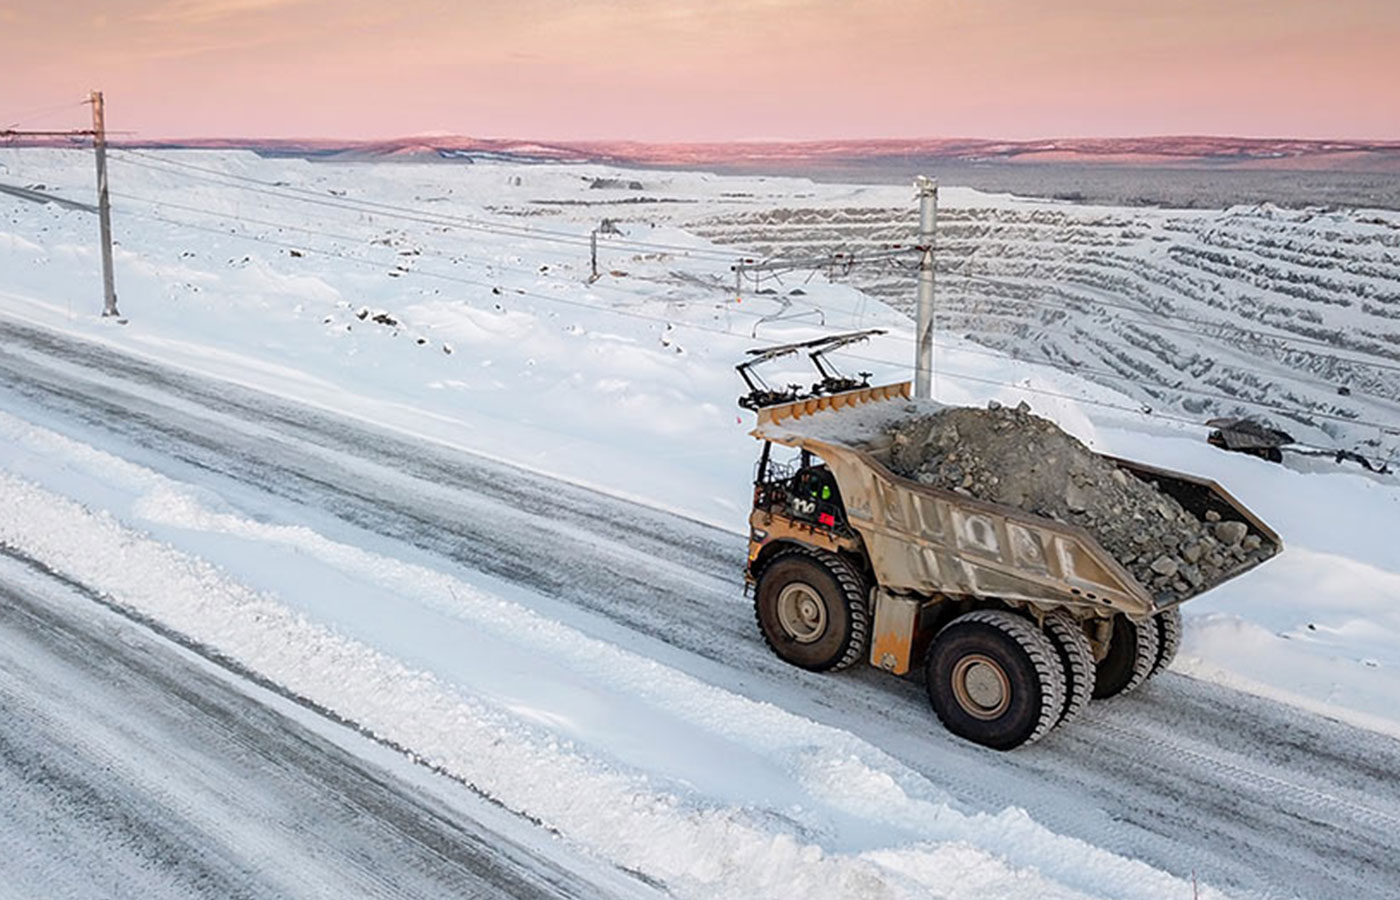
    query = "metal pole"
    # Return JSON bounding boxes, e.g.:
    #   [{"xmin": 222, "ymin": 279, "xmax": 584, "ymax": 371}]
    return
[
  {"xmin": 90, "ymin": 90, "xmax": 120, "ymax": 318},
  {"xmin": 913, "ymin": 175, "xmax": 938, "ymax": 399},
  {"xmin": 589, "ymin": 228, "xmax": 599, "ymax": 282}
]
